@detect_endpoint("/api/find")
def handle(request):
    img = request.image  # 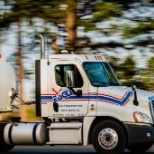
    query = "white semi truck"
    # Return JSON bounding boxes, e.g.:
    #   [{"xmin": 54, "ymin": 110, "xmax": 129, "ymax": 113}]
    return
[{"xmin": 1, "ymin": 35, "xmax": 154, "ymax": 154}]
